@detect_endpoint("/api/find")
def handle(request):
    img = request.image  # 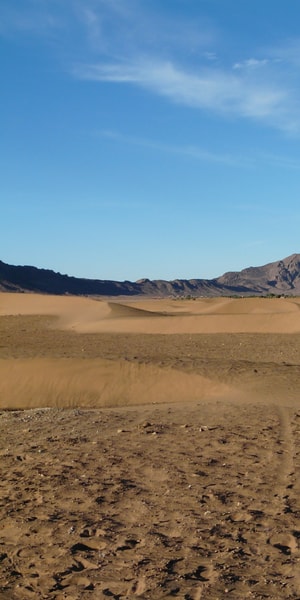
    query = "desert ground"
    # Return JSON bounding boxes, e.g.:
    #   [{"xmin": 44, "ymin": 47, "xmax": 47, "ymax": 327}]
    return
[{"xmin": 1, "ymin": 293, "xmax": 300, "ymax": 599}]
